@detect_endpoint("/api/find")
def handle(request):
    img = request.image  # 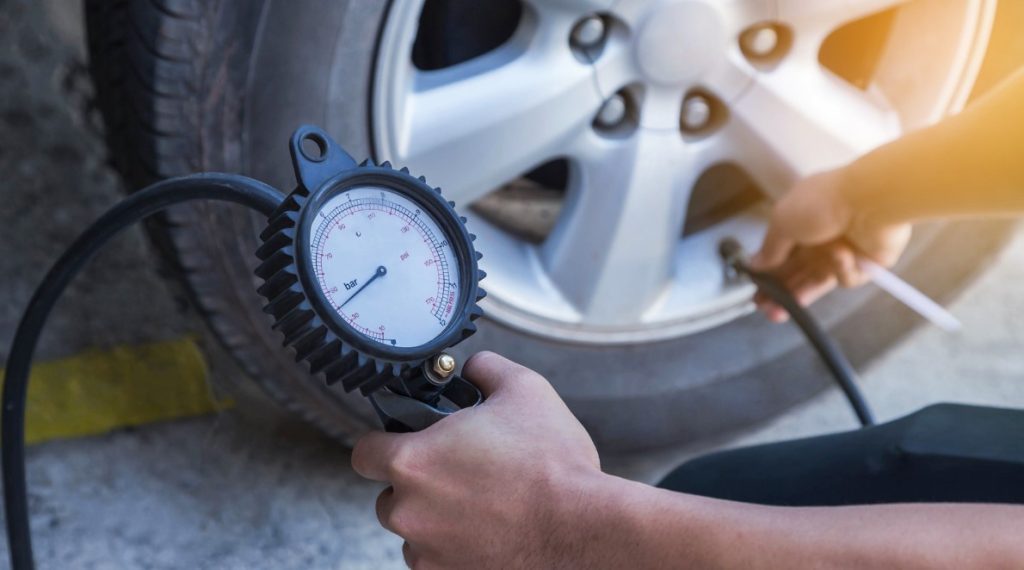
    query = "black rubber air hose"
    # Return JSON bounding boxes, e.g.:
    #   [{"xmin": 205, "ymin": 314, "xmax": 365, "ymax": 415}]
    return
[
  {"xmin": 2, "ymin": 173, "xmax": 284, "ymax": 570},
  {"xmin": 719, "ymin": 238, "xmax": 876, "ymax": 428}
]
